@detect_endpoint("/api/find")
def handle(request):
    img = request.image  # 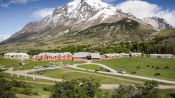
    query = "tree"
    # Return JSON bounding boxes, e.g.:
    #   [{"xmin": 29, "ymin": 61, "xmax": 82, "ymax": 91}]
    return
[
  {"xmin": 141, "ymin": 81, "xmax": 159, "ymax": 98},
  {"xmin": 112, "ymin": 80, "xmax": 159, "ymax": 98},
  {"xmin": 51, "ymin": 78, "xmax": 100, "ymax": 98},
  {"xmin": 0, "ymin": 79, "xmax": 16, "ymax": 98}
]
